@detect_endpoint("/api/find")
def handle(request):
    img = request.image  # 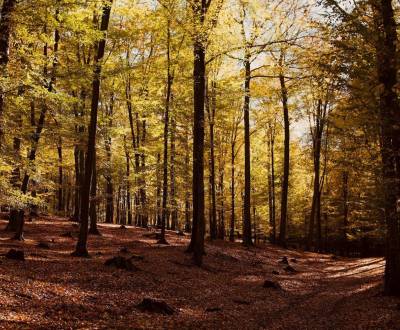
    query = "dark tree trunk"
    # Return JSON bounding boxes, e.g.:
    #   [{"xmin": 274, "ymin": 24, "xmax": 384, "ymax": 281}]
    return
[
  {"xmin": 156, "ymin": 153, "xmax": 162, "ymax": 227},
  {"xmin": 125, "ymin": 139, "xmax": 132, "ymax": 226},
  {"xmin": 139, "ymin": 120, "xmax": 148, "ymax": 227},
  {"xmin": 218, "ymin": 166, "xmax": 225, "ymax": 240},
  {"xmin": 278, "ymin": 72, "xmax": 290, "ymax": 247},
  {"xmin": 207, "ymin": 80, "xmax": 217, "ymax": 240},
  {"xmin": 6, "ymin": 89, "xmax": 23, "ymax": 232},
  {"xmin": 170, "ymin": 117, "xmax": 178, "ymax": 230},
  {"xmin": 184, "ymin": 131, "xmax": 191, "ymax": 233},
  {"xmin": 89, "ymin": 150, "xmax": 100, "ymax": 235},
  {"xmin": 0, "ymin": 0, "xmax": 17, "ymax": 143},
  {"xmin": 372, "ymin": 0, "xmax": 400, "ymax": 295},
  {"xmin": 57, "ymin": 137, "xmax": 64, "ymax": 212},
  {"xmin": 188, "ymin": 0, "xmax": 207, "ymax": 266},
  {"xmin": 307, "ymin": 100, "xmax": 326, "ymax": 251},
  {"xmin": 242, "ymin": 55, "xmax": 252, "ymax": 246},
  {"xmin": 267, "ymin": 129, "xmax": 276, "ymax": 243},
  {"xmin": 104, "ymin": 96, "xmax": 114, "ymax": 224},
  {"xmin": 73, "ymin": 1, "xmax": 112, "ymax": 257},
  {"xmin": 230, "ymin": 141, "xmax": 235, "ymax": 242},
  {"xmin": 160, "ymin": 18, "xmax": 173, "ymax": 243}
]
